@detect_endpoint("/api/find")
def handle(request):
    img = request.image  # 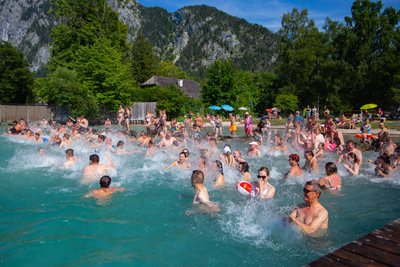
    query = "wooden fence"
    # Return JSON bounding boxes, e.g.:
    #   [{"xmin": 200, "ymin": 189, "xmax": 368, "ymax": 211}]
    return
[{"xmin": 0, "ymin": 105, "xmax": 53, "ymax": 122}]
